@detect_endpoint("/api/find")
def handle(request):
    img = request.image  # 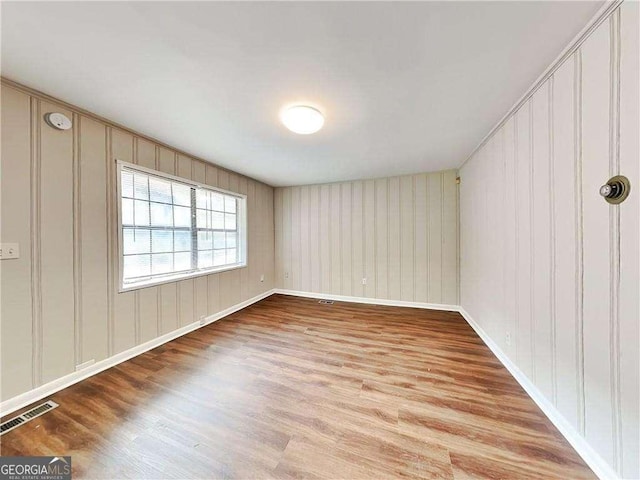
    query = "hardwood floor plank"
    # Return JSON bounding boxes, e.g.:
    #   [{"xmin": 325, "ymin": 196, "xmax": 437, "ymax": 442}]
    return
[{"xmin": 0, "ymin": 294, "xmax": 595, "ymax": 479}]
